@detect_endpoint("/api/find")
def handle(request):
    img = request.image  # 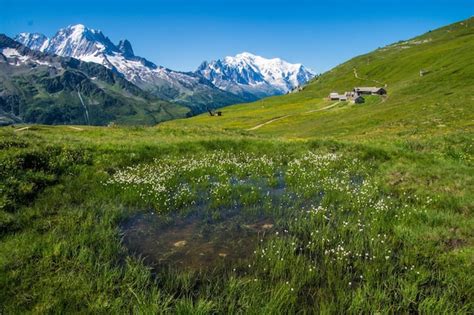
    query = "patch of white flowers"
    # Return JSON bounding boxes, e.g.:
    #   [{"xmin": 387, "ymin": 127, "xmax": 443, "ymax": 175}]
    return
[
  {"xmin": 107, "ymin": 150, "xmax": 420, "ymax": 287},
  {"xmin": 105, "ymin": 151, "xmax": 285, "ymax": 212}
]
